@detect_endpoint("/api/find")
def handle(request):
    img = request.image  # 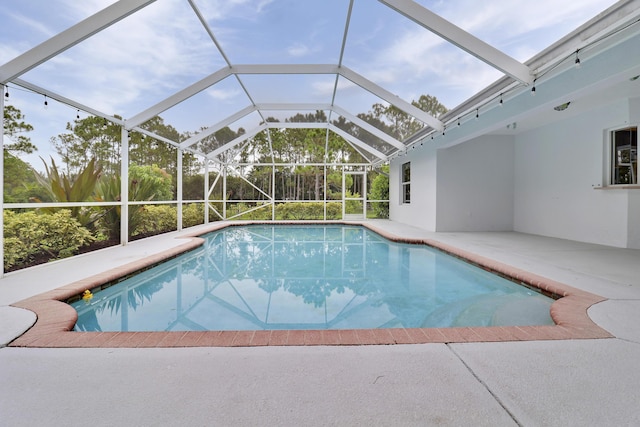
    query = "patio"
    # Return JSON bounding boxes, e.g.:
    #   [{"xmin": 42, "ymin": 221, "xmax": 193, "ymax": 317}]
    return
[{"xmin": 1, "ymin": 220, "xmax": 639, "ymax": 426}]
